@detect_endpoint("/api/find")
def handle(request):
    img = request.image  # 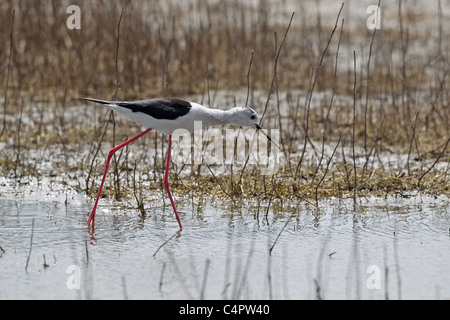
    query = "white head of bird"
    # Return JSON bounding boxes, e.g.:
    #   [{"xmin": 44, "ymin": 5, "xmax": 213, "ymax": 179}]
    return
[{"xmin": 224, "ymin": 106, "xmax": 259, "ymax": 127}]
